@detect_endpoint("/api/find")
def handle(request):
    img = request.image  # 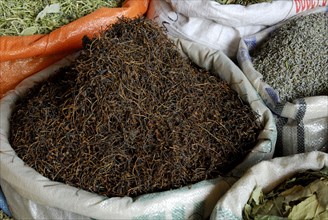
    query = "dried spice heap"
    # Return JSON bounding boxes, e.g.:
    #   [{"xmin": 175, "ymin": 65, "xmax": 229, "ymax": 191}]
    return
[
  {"xmin": 251, "ymin": 13, "xmax": 328, "ymax": 102},
  {"xmin": 10, "ymin": 17, "xmax": 262, "ymax": 197}
]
